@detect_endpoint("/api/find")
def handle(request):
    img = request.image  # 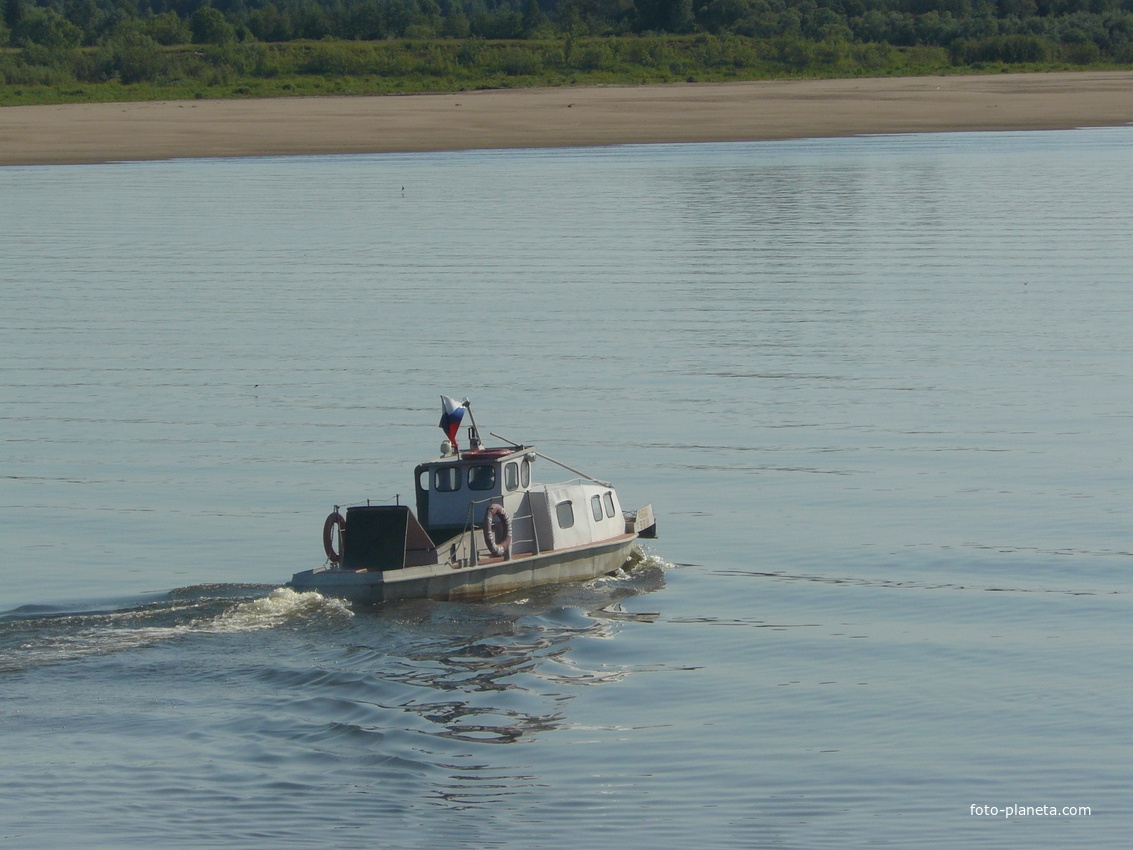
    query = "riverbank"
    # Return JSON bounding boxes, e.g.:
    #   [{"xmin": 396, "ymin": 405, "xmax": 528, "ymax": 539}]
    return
[{"xmin": 3, "ymin": 71, "xmax": 1132, "ymax": 166}]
